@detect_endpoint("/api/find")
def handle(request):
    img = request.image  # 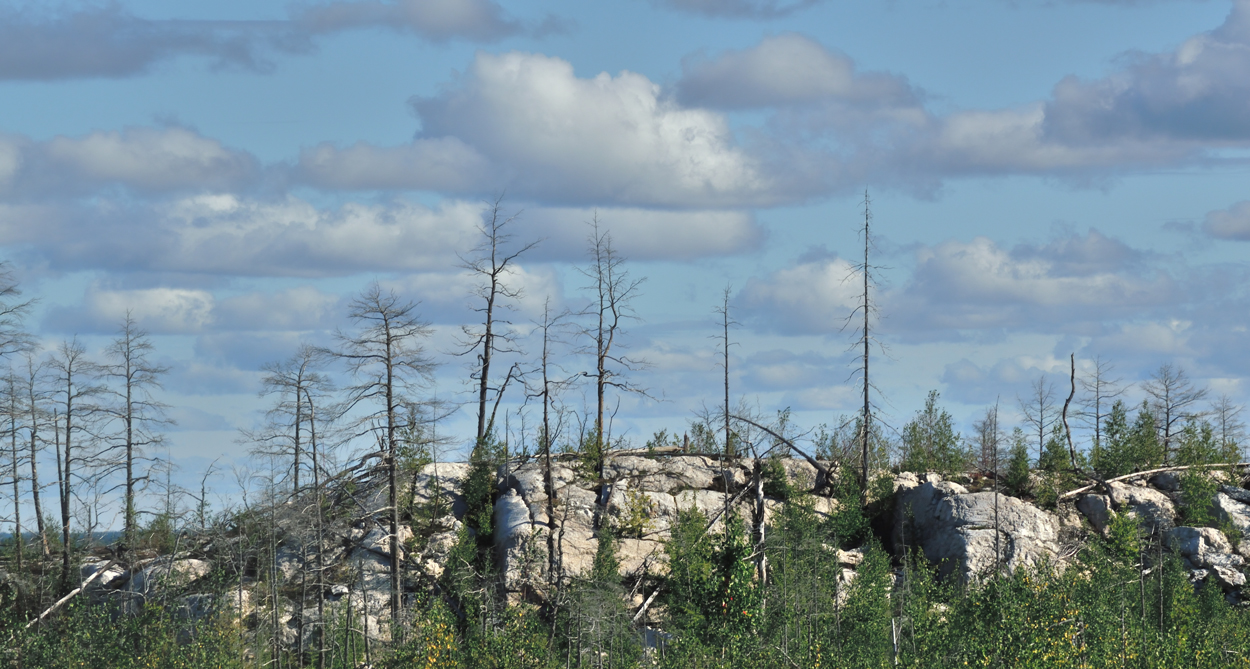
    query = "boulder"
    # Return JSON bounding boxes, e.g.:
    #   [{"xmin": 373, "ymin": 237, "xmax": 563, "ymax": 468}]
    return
[
  {"xmin": 1107, "ymin": 482, "xmax": 1176, "ymax": 533},
  {"xmin": 895, "ymin": 481, "xmax": 1060, "ymax": 582},
  {"xmin": 1169, "ymin": 526, "xmax": 1247, "ymax": 590},
  {"xmin": 1076, "ymin": 494, "xmax": 1113, "ymax": 534},
  {"xmin": 1214, "ymin": 493, "xmax": 1250, "ymax": 540},
  {"xmin": 126, "ymin": 558, "xmax": 212, "ymax": 597}
]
